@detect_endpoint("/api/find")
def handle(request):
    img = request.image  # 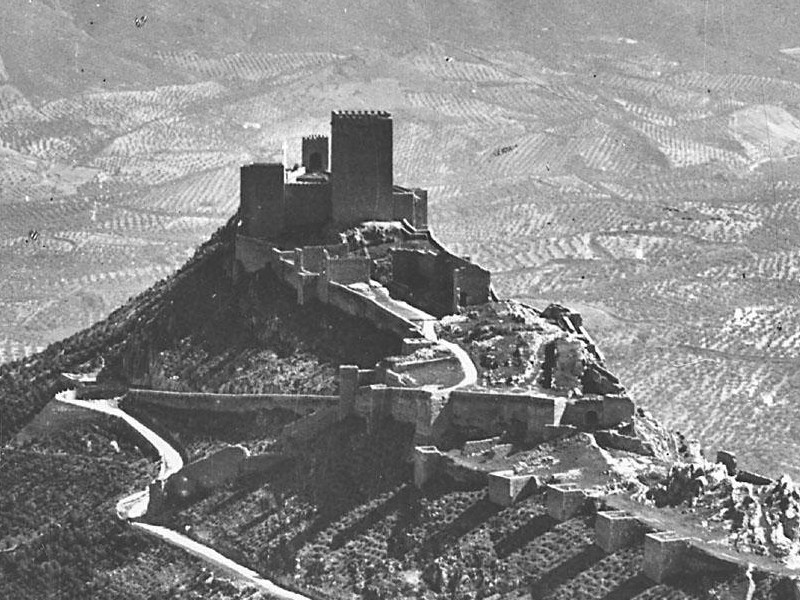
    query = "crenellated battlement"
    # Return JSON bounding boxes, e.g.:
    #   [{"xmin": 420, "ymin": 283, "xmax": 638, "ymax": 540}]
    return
[{"xmin": 332, "ymin": 109, "xmax": 391, "ymax": 118}]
